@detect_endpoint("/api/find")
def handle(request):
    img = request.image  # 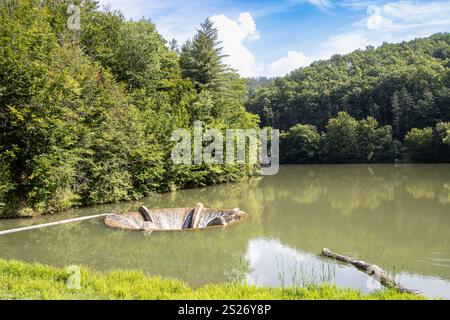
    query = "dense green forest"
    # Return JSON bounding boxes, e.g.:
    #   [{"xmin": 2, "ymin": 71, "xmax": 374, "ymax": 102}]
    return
[
  {"xmin": 0, "ymin": 0, "xmax": 257, "ymax": 216},
  {"xmin": 247, "ymin": 34, "xmax": 450, "ymax": 163},
  {"xmin": 279, "ymin": 112, "xmax": 450, "ymax": 164},
  {"xmin": 0, "ymin": 0, "xmax": 449, "ymax": 217}
]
